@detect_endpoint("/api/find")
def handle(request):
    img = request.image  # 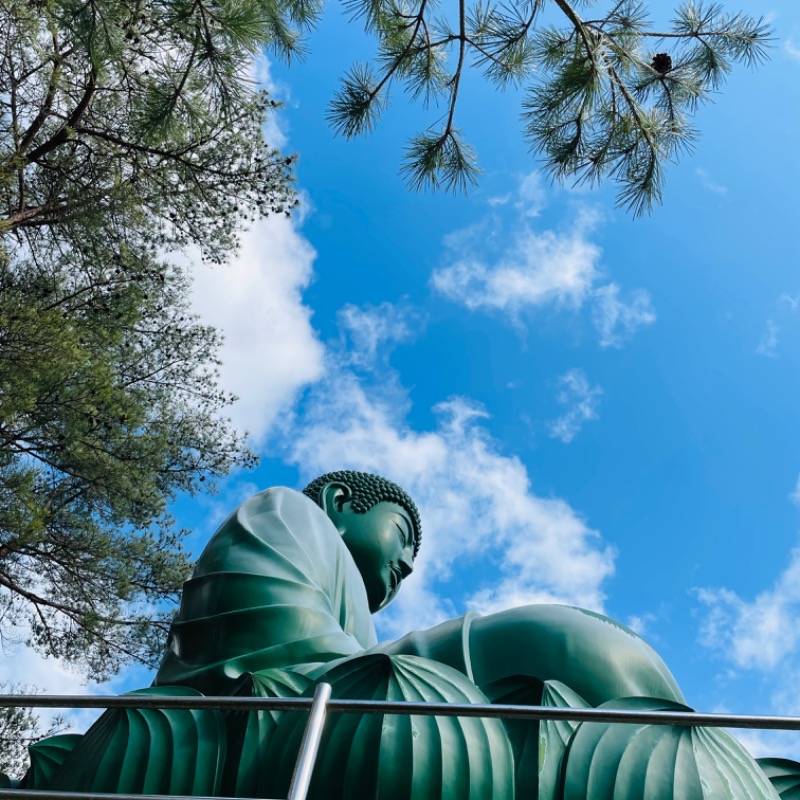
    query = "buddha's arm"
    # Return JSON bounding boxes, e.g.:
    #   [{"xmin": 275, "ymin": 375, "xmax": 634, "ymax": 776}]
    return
[{"xmin": 154, "ymin": 487, "xmax": 376, "ymax": 693}]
